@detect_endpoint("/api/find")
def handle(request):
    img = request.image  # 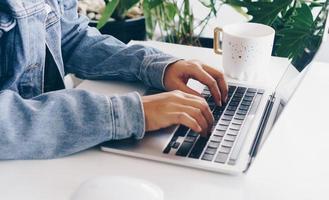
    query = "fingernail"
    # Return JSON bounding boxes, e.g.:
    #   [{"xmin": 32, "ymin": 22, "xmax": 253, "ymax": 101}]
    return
[{"xmin": 197, "ymin": 126, "xmax": 202, "ymax": 132}]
